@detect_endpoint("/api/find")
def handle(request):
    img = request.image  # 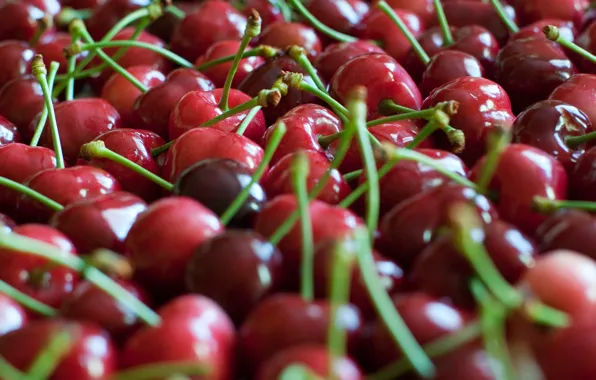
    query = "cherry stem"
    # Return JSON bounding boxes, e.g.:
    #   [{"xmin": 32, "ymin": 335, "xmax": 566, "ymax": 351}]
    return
[
  {"xmin": 286, "ymin": 0, "xmax": 358, "ymax": 43},
  {"xmin": 65, "ymin": 35, "xmax": 80, "ymax": 101},
  {"xmin": 378, "ymin": 99, "xmax": 419, "ymax": 116},
  {"xmin": 81, "ymin": 141, "xmax": 174, "ymax": 192},
  {"xmin": 406, "ymin": 119, "xmax": 440, "ymax": 149},
  {"xmin": 287, "ymin": 45, "xmax": 326, "ymax": 92},
  {"xmin": 0, "ymin": 231, "xmax": 161, "ymax": 326},
  {"xmin": 219, "ymin": 121, "xmax": 286, "ymax": 225},
  {"xmin": 368, "ymin": 100, "xmax": 459, "ymax": 127},
  {"xmin": 353, "ymin": 227, "xmax": 436, "ymax": 379},
  {"xmin": 113, "ymin": 361, "xmax": 209, "ymax": 380},
  {"xmin": 165, "ymin": 4, "xmax": 186, "ymax": 19},
  {"xmin": 236, "ymin": 106, "xmax": 262, "ymax": 136},
  {"xmin": 219, "ymin": 10, "xmax": 262, "ymax": 111},
  {"xmin": 280, "ymin": 365, "xmax": 323, "ymax": 380},
  {"xmin": 377, "ymin": 1, "xmax": 430, "ymax": 64},
  {"xmin": 0, "ymin": 176, "xmax": 63, "ymax": 212},
  {"xmin": 33, "ymin": 56, "xmax": 65, "ymax": 169},
  {"xmin": 475, "ymin": 127, "xmax": 511, "ymax": 195},
  {"xmin": 0, "ymin": 279, "xmax": 58, "ymax": 317},
  {"xmin": 83, "ymin": 248, "xmax": 134, "ymax": 280},
  {"xmin": 489, "ymin": 0, "xmax": 519, "ymax": 33},
  {"xmin": 533, "ymin": 196, "xmax": 596, "ymax": 213},
  {"xmin": 56, "ymin": 7, "xmax": 92, "ymax": 27},
  {"xmin": 565, "ymin": 131, "xmax": 596, "ymax": 148},
  {"xmin": 27, "ymin": 330, "xmax": 73, "ymax": 380},
  {"xmin": 342, "ymin": 170, "xmax": 361, "ymax": 182},
  {"xmin": 291, "ymin": 151, "xmax": 315, "ymax": 302},
  {"xmin": 0, "ymin": 357, "xmax": 26, "ymax": 380},
  {"xmin": 545, "ymin": 25, "xmax": 596, "ymax": 65},
  {"xmin": 196, "ymin": 45, "xmax": 282, "ymax": 71},
  {"xmin": 30, "ymin": 61, "xmax": 59, "ymax": 147},
  {"xmin": 283, "ymin": 72, "xmax": 348, "ymax": 117},
  {"xmin": 523, "ymin": 300, "xmax": 570, "ymax": 327},
  {"xmin": 433, "ymin": 0, "xmax": 454, "ymax": 46},
  {"xmin": 29, "ymin": 14, "xmax": 53, "ymax": 47}
]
